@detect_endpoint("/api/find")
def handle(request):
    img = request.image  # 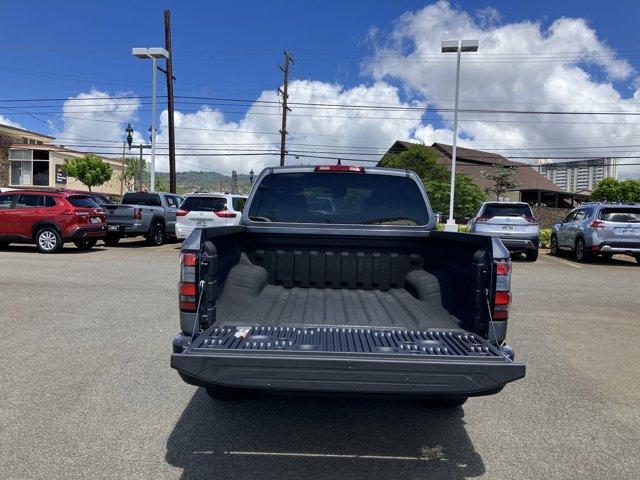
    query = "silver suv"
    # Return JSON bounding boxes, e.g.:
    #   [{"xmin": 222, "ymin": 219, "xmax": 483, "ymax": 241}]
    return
[
  {"xmin": 551, "ymin": 203, "xmax": 640, "ymax": 263},
  {"xmin": 468, "ymin": 202, "xmax": 540, "ymax": 261}
]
